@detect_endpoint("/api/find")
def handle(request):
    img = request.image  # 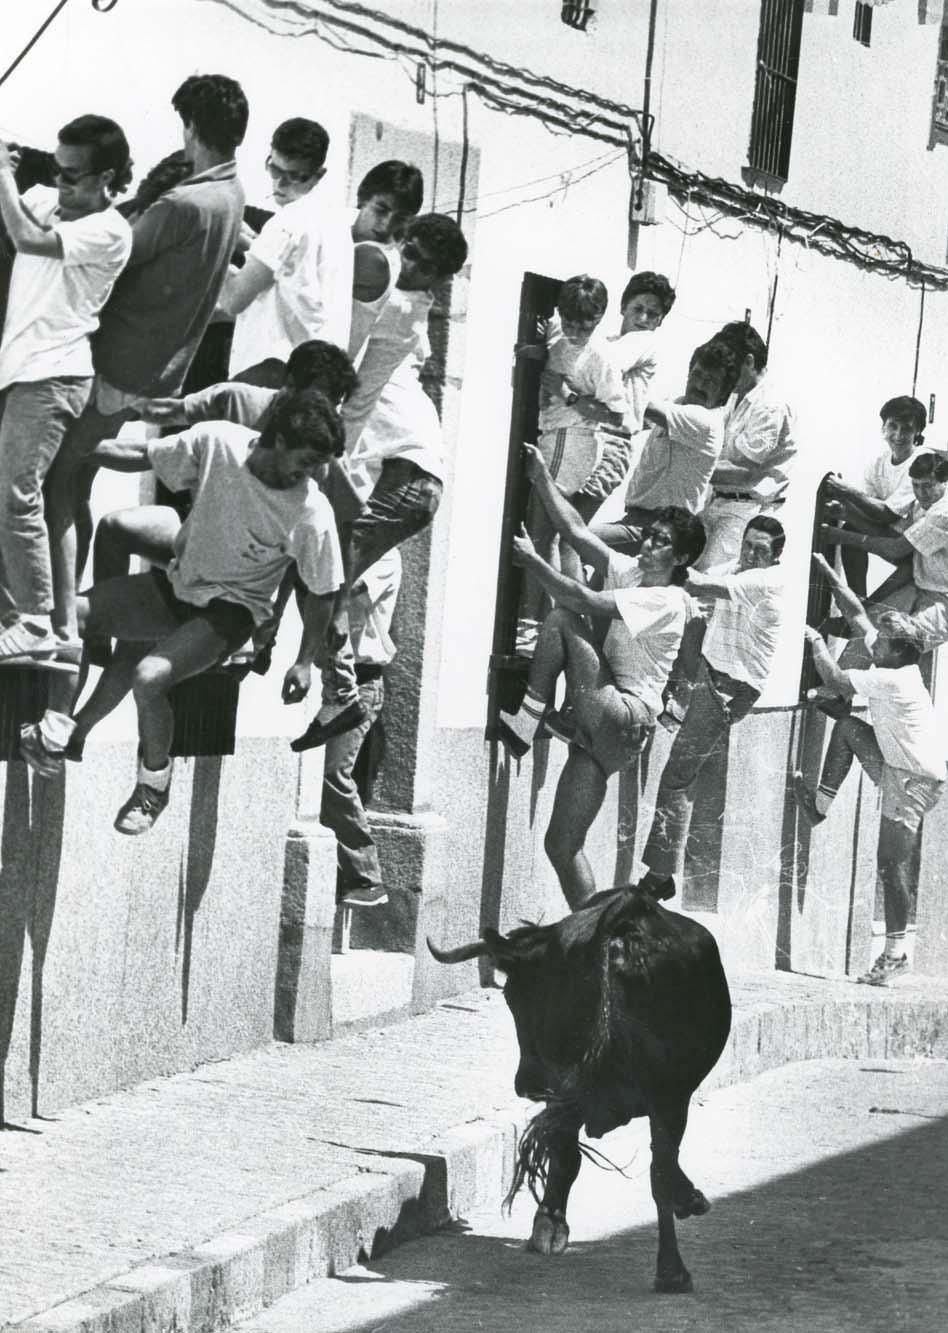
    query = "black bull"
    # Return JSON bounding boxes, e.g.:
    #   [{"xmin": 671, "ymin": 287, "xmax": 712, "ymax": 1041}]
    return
[{"xmin": 428, "ymin": 884, "xmax": 731, "ymax": 1293}]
